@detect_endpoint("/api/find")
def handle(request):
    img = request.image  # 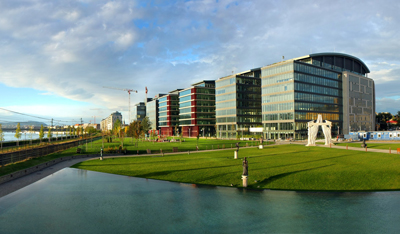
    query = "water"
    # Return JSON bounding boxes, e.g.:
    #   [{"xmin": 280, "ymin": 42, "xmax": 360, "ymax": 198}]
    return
[
  {"xmin": 0, "ymin": 168, "xmax": 399, "ymax": 234},
  {"xmin": 1, "ymin": 131, "xmax": 66, "ymax": 142}
]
